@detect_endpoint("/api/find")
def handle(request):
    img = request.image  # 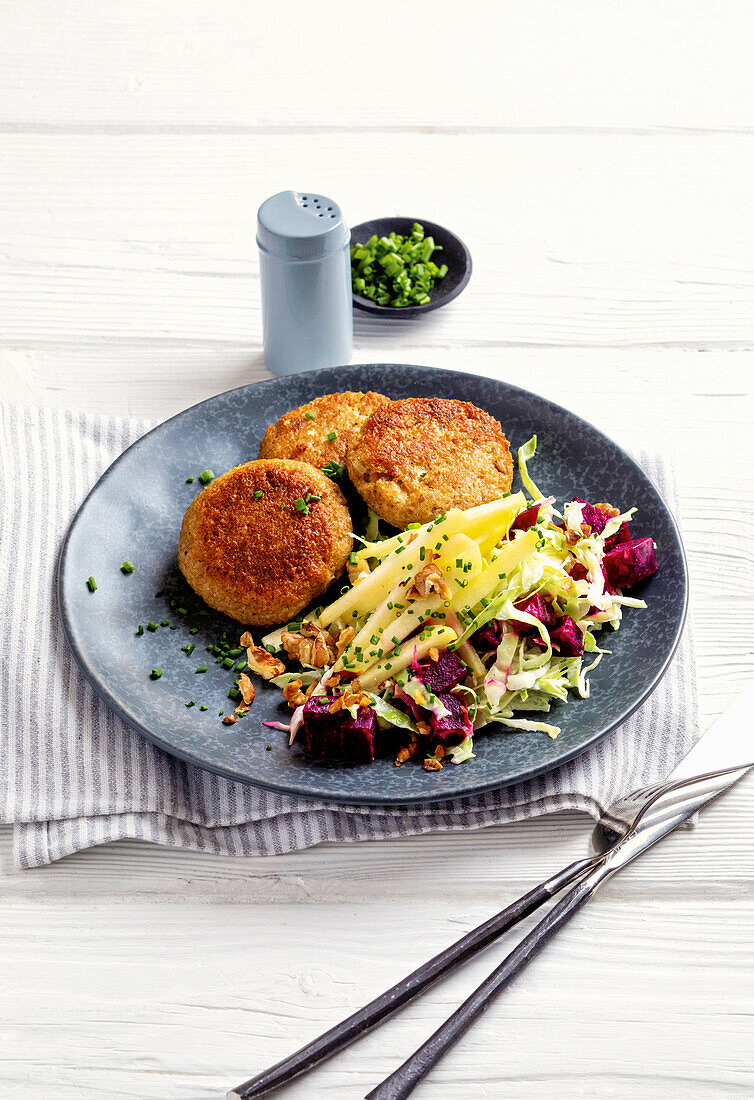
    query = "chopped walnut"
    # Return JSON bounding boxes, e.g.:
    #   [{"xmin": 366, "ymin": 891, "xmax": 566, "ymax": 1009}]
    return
[
  {"xmin": 358, "ymin": 692, "xmax": 372, "ymax": 708},
  {"xmin": 282, "ymin": 679, "xmax": 306, "ymax": 708},
  {"xmin": 238, "ymin": 673, "xmax": 256, "ymax": 706},
  {"xmin": 595, "ymin": 502, "xmax": 620, "ymax": 517},
  {"xmin": 580, "ymin": 522, "xmax": 593, "ymax": 538},
  {"xmin": 335, "ymin": 626, "xmax": 356, "ymax": 656},
  {"xmin": 416, "ymin": 719, "xmax": 432, "ymax": 738},
  {"xmin": 234, "ymin": 704, "xmax": 250, "ymax": 717},
  {"xmin": 328, "ymin": 696, "xmax": 344, "ymax": 714},
  {"xmin": 347, "ymin": 557, "xmax": 371, "ymax": 587},
  {"xmin": 427, "ymin": 646, "xmax": 440, "ymax": 663},
  {"xmin": 244, "ymin": 641, "xmax": 286, "ymax": 679},
  {"xmin": 565, "ymin": 527, "xmax": 581, "ymax": 546},
  {"xmin": 222, "ymin": 714, "xmax": 238, "ymax": 726},
  {"xmin": 282, "ymin": 621, "xmax": 337, "ymax": 668},
  {"xmin": 341, "ymin": 689, "xmax": 363, "ymax": 709},
  {"xmin": 408, "ymin": 558, "xmax": 451, "ymax": 600},
  {"xmin": 240, "ymin": 631, "xmax": 254, "ymax": 648},
  {"xmin": 395, "ymin": 742, "xmax": 420, "ymax": 766},
  {"xmin": 423, "ymin": 755, "xmax": 443, "ymax": 771}
]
